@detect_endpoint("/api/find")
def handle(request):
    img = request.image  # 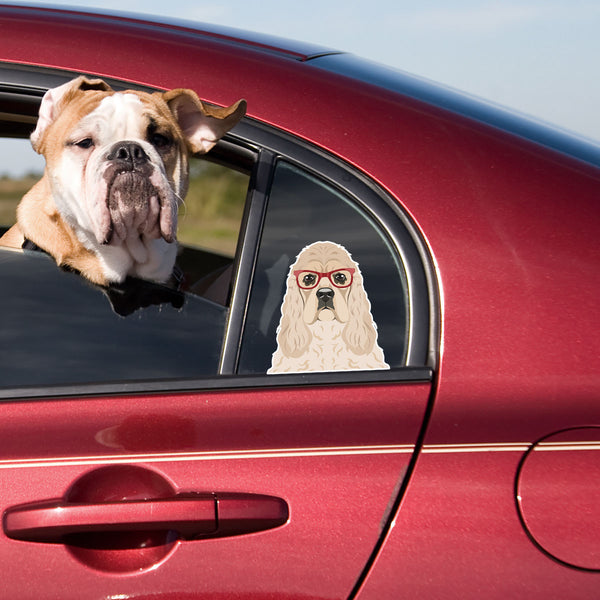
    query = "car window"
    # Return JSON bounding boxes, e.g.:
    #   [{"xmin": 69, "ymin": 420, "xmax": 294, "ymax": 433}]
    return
[
  {"xmin": 237, "ymin": 160, "xmax": 408, "ymax": 374},
  {"xmin": 0, "ymin": 93, "xmax": 430, "ymax": 392}
]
